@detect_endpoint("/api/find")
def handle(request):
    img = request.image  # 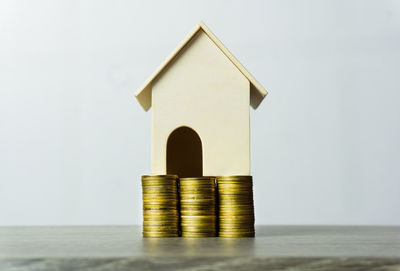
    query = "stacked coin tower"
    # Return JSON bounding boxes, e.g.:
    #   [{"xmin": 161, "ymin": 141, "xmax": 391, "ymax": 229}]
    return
[
  {"xmin": 179, "ymin": 177, "xmax": 217, "ymax": 237},
  {"xmin": 141, "ymin": 175, "xmax": 179, "ymax": 237},
  {"xmin": 217, "ymin": 176, "xmax": 255, "ymax": 237}
]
